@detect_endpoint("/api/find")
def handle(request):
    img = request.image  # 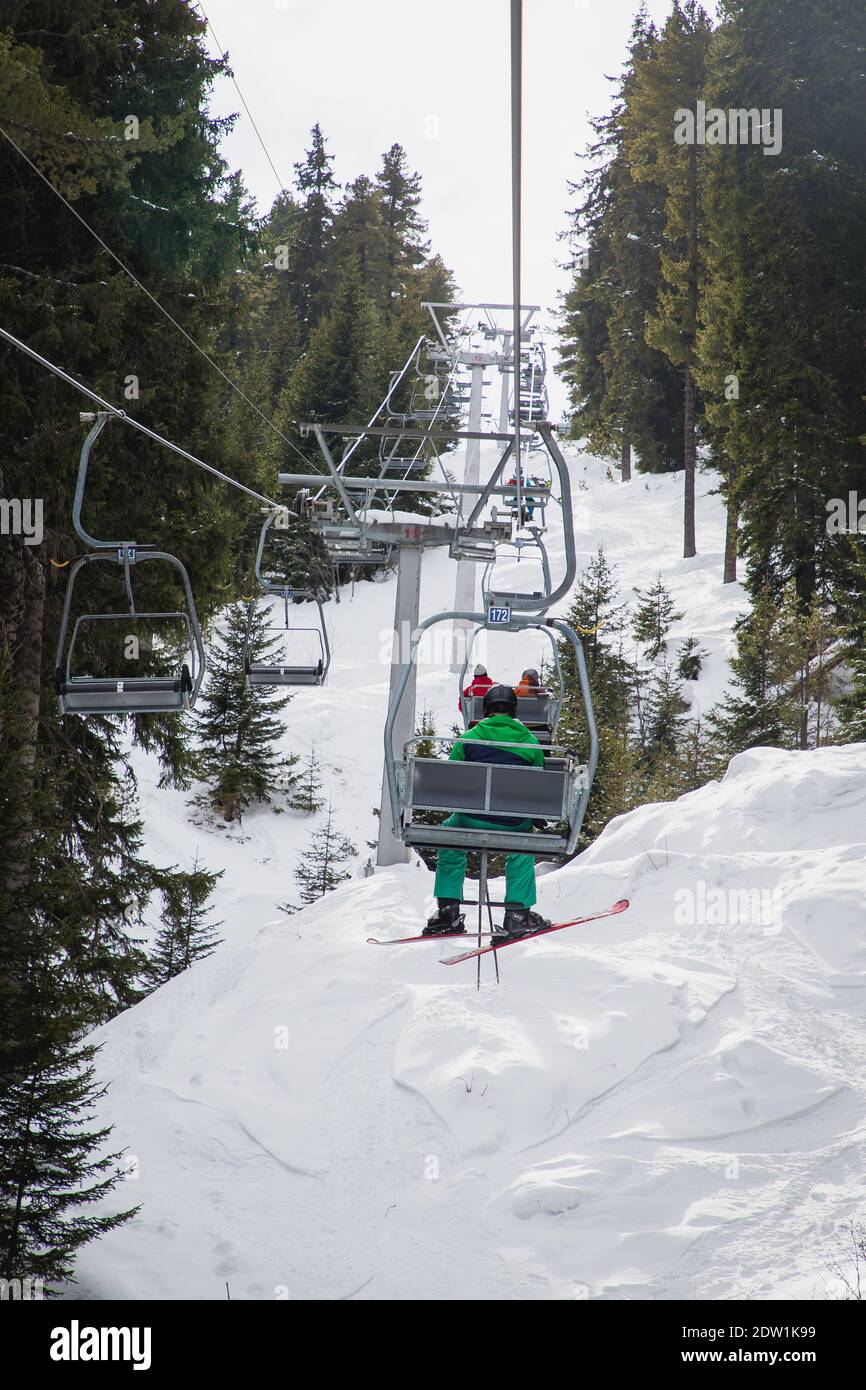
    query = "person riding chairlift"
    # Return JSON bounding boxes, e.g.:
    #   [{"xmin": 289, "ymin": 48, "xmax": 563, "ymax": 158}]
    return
[
  {"xmin": 459, "ymin": 662, "xmax": 493, "ymax": 718},
  {"xmin": 424, "ymin": 683, "xmax": 551, "ymax": 944},
  {"xmin": 504, "ymin": 473, "xmax": 535, "ymax": 524},
  {"xmin": 514, "ymin": 668, "xmax": 544, "ymax": 698}
]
